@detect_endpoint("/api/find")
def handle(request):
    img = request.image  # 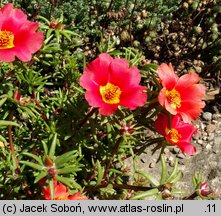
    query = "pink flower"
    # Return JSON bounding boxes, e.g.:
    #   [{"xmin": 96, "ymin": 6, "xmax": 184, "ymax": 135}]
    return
[
  {"xmin": 0, "ymin": 3, "xmax": 43, "ymax": 62},
  {"xmin": 200, "ymin": 182, "xmax": 212, "ymax": 196},
  {"xmin": 157, "ymin": 63, "xmax": 205, "ymax": 123},
  {"xmin": 154, "ymin": 113, "xmax": 197, "ymax": 155},
  {"xmin": 80, "ymin": 53, "xmax": 147, "ymax": 116},
  {"xmin": 42, "ymin": 179, "xmax": 88, "ymax": 200}
]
